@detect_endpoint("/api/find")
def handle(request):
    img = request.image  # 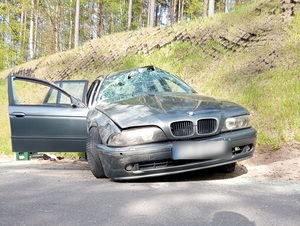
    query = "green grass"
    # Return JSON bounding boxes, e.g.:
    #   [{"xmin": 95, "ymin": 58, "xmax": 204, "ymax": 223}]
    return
[
  {"xmin": 232, "ymin": 68, "xmax": 300, "ymax": 149},
  {"xmin": 113, "ymin": 37, "xmax": 300, "ymax": 149},
  {"xmin": 0, "ymin": 79, "xmax": 12, "ymax": 155}
]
